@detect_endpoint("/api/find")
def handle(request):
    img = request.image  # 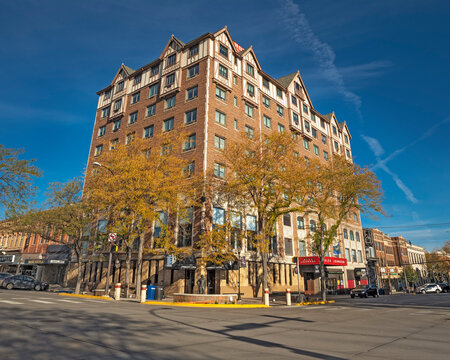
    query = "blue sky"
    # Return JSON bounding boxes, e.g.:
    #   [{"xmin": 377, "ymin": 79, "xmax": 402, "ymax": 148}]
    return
[{"xmin": 1, "ymin": 0, "xmax": 449, "ymax": 250}]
